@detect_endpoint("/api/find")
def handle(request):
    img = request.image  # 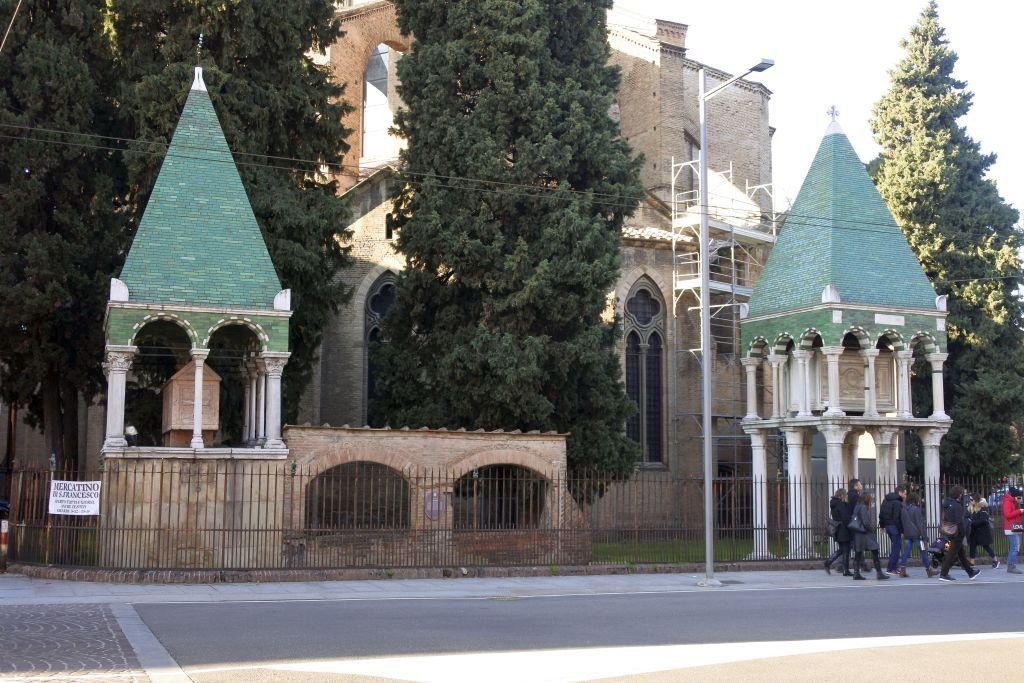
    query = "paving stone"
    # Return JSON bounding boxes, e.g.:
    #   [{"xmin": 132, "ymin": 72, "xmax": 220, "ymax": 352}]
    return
[{"xmin": 0, "ymin": 604, "xmax": 150, "ymax": 682}]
